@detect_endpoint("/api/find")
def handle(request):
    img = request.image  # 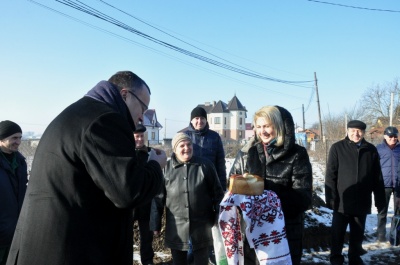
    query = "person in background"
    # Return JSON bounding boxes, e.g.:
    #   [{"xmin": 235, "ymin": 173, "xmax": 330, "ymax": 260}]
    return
[
  {"xmin": 132, "ymin": 123, "xmax": 156, "ymax": 265},
  {"xmin": 0, "ymin": 121, "xmax": 27, "ymax": 265},
  {"xmin": 245, "ymin": 105, "xmax": 313, "ymax": 265},
  {"xmin": 6, "ymin": 71, "xmax": 167, "ymax": 265},
  {"xmin": 184, "ymin": 106, "xmax": 226, "ymax": 264},
  {"xmin": 325, "ymin": 120, "xmax": 385, "ymax": 265},
  {"xmin": 376, "ymin": 126, "xmax": 400, "ymax": 242},
  {"xmin": 185, "ymin": 106, "xmax": 226, "ymax": 190},
  {"xmin": 151, "ymin": 133, "xmax": 224, "ymax": 265}
]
